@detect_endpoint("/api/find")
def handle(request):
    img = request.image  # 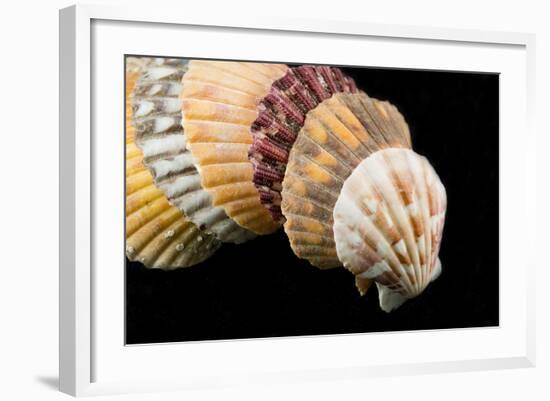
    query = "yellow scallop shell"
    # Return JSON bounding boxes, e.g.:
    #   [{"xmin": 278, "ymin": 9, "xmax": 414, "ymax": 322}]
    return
[{"xmin": 125, "ymin": 58, "xmax": 221, "ymax": 269}]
